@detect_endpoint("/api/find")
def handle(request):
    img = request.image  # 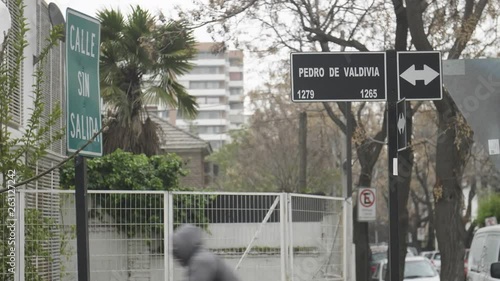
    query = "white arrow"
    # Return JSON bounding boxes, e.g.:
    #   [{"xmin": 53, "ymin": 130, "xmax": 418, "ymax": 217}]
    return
[
  {"xmin": 400, "ymin": 64, "xmax": 439, "ymax": 86},
  {"xmin": 397, "ymin": 113, "xmax": 405, "ymax": 134}
]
